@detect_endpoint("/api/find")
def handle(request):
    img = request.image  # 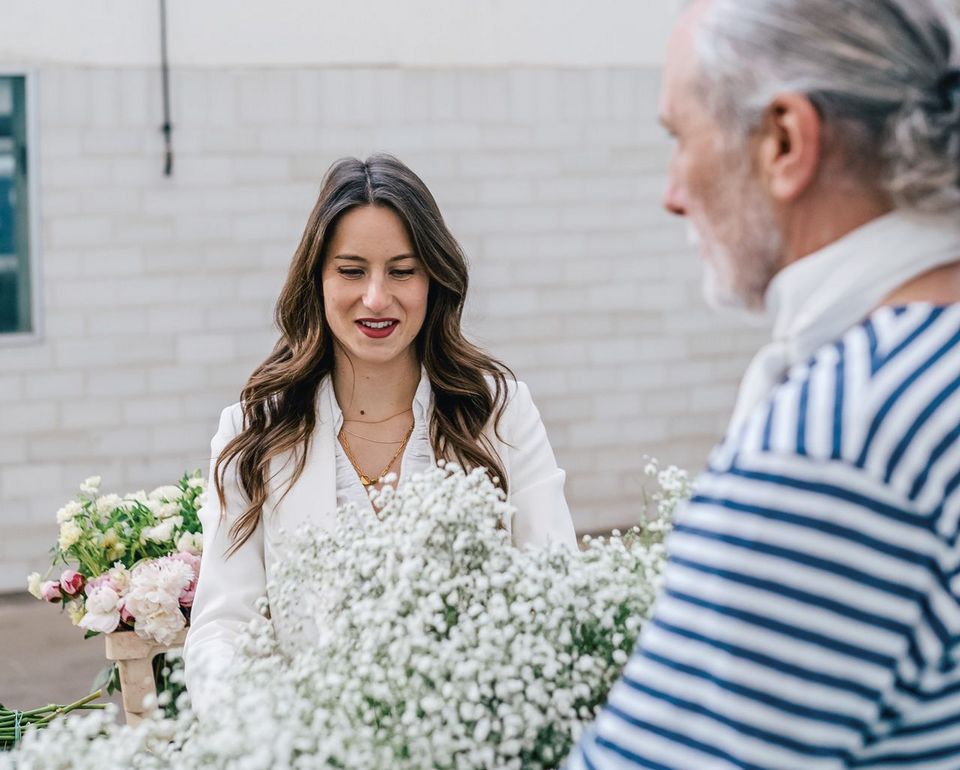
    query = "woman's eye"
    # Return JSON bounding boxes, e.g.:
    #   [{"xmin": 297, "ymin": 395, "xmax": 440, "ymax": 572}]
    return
[
  {"xmin": 391, "ymin": 269, "xmax": 416, "ymax": 278},
  {"xmin": 337, "ymin": 268, "xmax": 364, "ymax": 278}
]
